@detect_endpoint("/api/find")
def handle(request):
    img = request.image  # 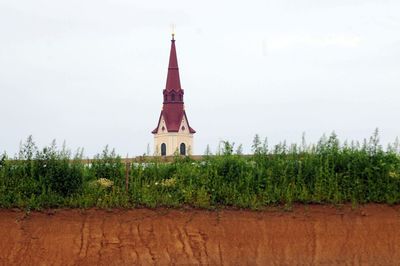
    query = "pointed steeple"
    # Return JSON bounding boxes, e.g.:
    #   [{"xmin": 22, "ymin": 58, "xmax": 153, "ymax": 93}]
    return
[
  {"xmin": 152, "ymin": 34, "xmax": 195, "ymax": 136},
  {"xmin": 165, "ymin": 34, "xmax": 182, "ymax": 92}
]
